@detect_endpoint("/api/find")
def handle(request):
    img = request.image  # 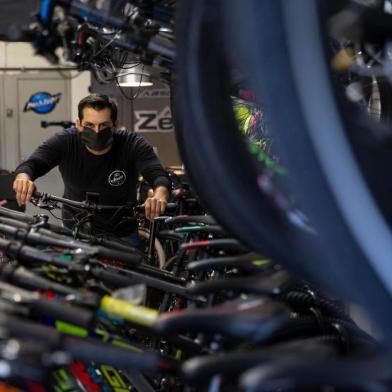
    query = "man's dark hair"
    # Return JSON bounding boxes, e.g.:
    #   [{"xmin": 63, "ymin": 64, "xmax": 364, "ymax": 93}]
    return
[{"xmin": 78, "ymin": 94, "xmax": 118, "ymax": 123}]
